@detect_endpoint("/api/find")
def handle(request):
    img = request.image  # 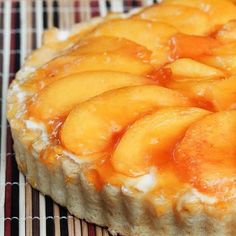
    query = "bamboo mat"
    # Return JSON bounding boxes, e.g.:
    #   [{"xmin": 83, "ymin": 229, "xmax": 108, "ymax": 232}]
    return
[{"xmin": 0, "ymin": 1, "xmax": 156, "ymax": 235}]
